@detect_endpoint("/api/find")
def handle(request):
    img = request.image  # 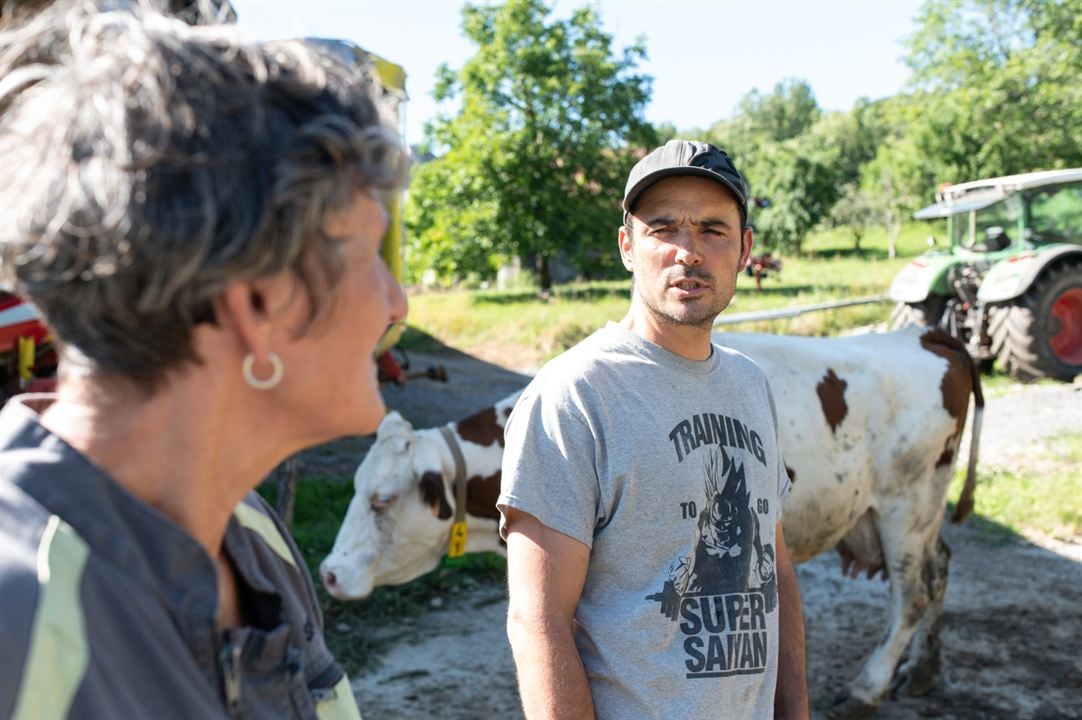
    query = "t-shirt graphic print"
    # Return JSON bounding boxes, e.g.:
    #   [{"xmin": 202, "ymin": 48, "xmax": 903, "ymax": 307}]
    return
[{"xmin": 647, "ymin": 445, "xmax": 778, "ymax": 680}]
